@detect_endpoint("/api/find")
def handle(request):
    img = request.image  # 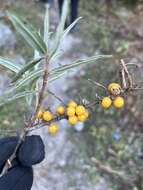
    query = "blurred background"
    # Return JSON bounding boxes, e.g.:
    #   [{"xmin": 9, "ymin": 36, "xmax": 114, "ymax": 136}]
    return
[{"xmin": 0, "ymin": 0, "xmax": 143, "ymax": 189}]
